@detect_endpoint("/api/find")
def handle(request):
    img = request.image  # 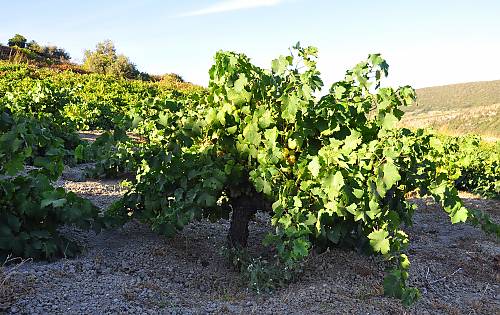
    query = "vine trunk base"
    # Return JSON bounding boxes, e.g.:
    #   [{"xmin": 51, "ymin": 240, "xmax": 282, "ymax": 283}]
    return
[{"xmin": 227, "ymin": 192, "xmax": 270, "ymax": 249}]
